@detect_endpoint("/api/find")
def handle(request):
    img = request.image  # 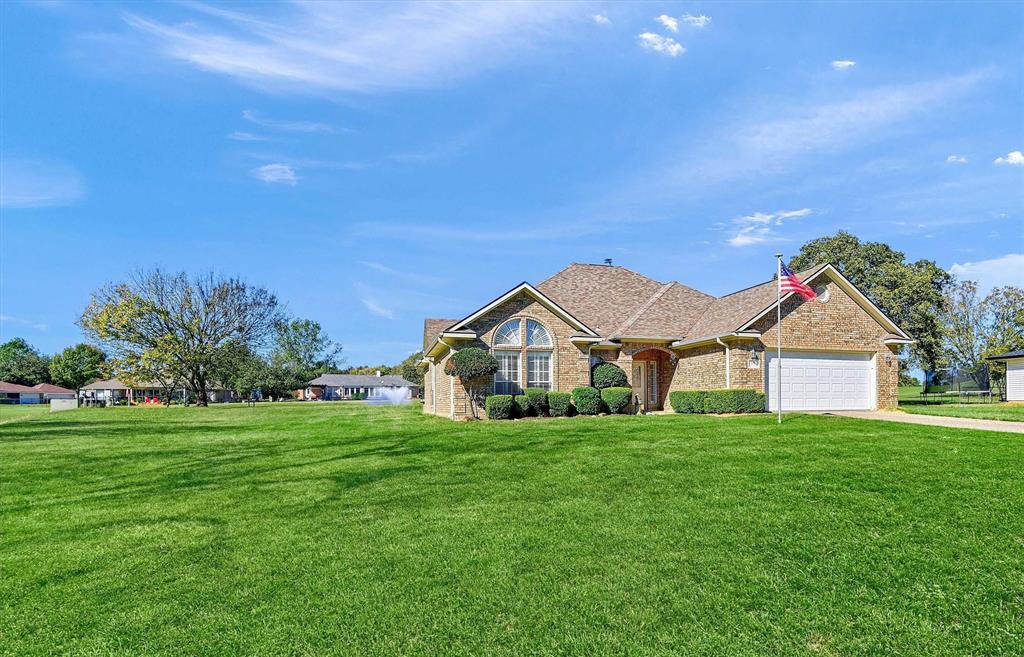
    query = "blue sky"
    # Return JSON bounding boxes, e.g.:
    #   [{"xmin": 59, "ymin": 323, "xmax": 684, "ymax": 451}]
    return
[{"xmin": 2, "ymin": 1, "xmax": 1022, "ymax": 365}]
